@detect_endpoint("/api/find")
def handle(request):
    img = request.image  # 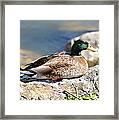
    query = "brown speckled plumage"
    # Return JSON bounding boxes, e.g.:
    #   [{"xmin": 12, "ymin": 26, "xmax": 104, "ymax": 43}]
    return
[{"xmin": 42, "ymin": 55, "xmax": 88, "ymax": 79}]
